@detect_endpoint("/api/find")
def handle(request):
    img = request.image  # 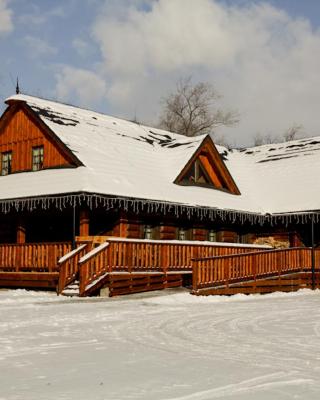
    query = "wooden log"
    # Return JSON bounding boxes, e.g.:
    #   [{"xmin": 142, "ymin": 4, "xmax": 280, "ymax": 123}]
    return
[{"xmin": 79, "ymin": 209, "xmax": 90, "ymax": 237}]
